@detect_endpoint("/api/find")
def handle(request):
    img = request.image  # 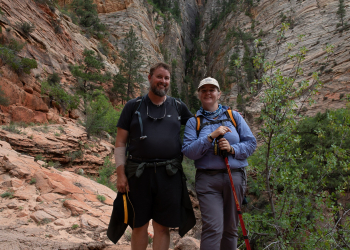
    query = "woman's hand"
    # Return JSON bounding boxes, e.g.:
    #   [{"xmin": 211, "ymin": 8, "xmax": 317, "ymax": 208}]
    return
[
  {"xmin": 218, "ymin": 138, "xmax": 232, "ymax": 153},
  {"xmin": 211, "ymin": 126, "xmax": 232, "ymax": 138}
]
